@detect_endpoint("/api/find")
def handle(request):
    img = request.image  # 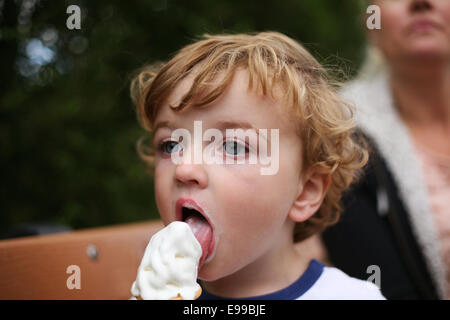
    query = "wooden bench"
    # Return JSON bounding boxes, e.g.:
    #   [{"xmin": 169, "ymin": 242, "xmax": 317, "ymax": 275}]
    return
[{"xmin": 0, "ymin": 220, "xmax": 164, "ymax": 299}]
